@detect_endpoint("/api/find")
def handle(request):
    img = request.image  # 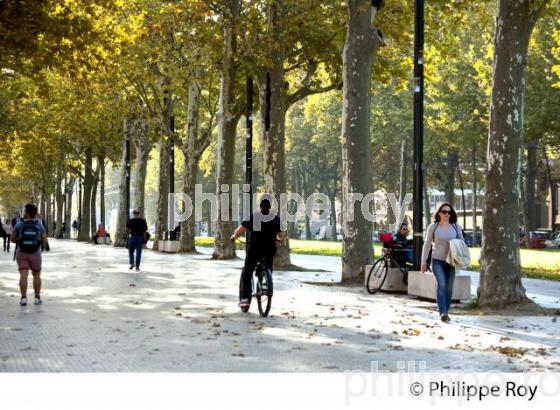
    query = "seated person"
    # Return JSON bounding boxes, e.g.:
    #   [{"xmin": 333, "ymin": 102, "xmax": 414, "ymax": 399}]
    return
[
  {"xmin": 392, "ymin": 222, "xmax": 413, "ymax": 267},
  {"xmin": 93, "ymin": 223, "xmax": 111, "ymax": 244}
]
